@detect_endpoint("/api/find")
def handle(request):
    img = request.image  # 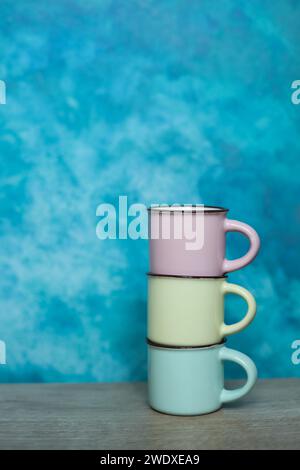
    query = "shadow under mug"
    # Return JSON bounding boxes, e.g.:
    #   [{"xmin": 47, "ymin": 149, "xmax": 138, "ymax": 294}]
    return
[
  {"xmin": 148, "ymin": 340, "xmax": 257, "ymax": 416},
  {"xmin": 148, "ymin": 274, "xmax": 256, "ymax": 346},
  {"xmin": 148, "ymin": 205, "xmax": 260, "ymax": 276}
]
